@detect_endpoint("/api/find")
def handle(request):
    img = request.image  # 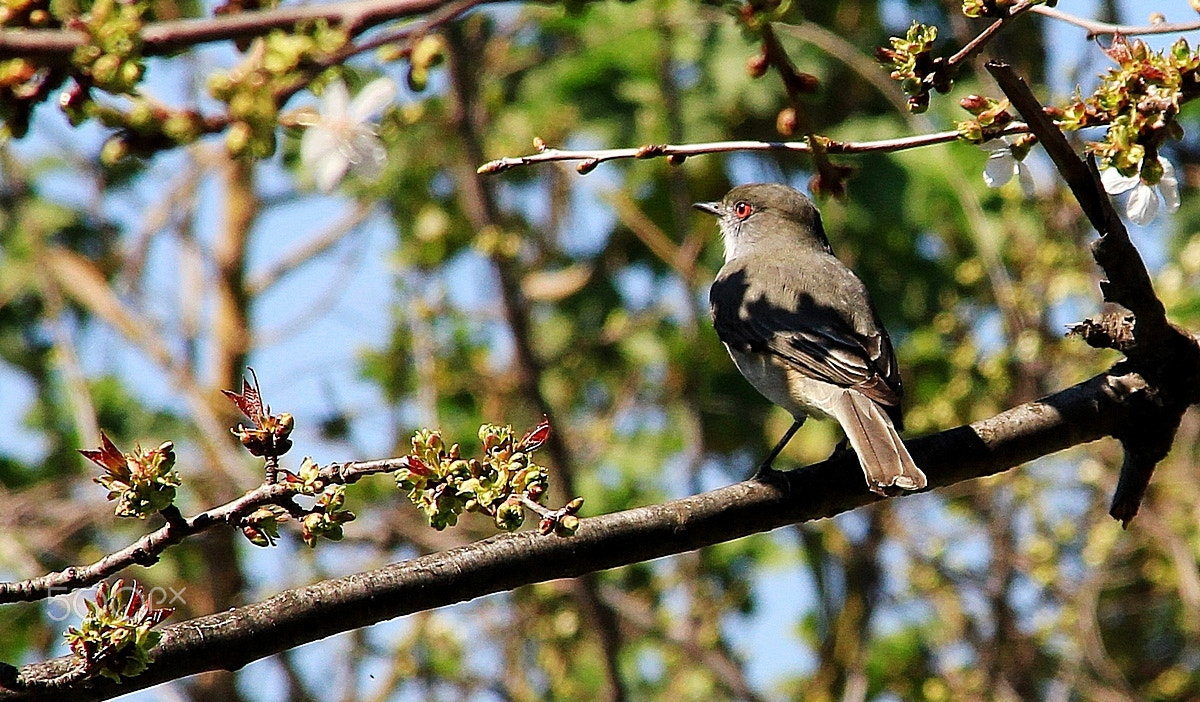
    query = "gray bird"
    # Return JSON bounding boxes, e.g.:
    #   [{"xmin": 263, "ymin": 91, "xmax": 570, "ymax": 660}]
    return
[{"xmin": 695, "ymin": 183, "xmax": 926, "ymax": 495}]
